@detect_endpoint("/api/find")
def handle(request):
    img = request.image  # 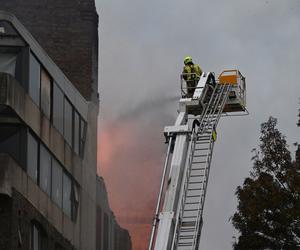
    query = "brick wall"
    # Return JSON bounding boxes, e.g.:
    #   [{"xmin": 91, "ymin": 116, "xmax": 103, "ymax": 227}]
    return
[
  {"xmin": 0, "ymin": 190, "xmax": 74, "ymax": 250},
  {"xmin": 0, "ymin": 195, "xmax": 11, "ymax": 249},
  {"xmin": 0, "ymin": 0, "xmax": 98, "ymax": 100}
]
